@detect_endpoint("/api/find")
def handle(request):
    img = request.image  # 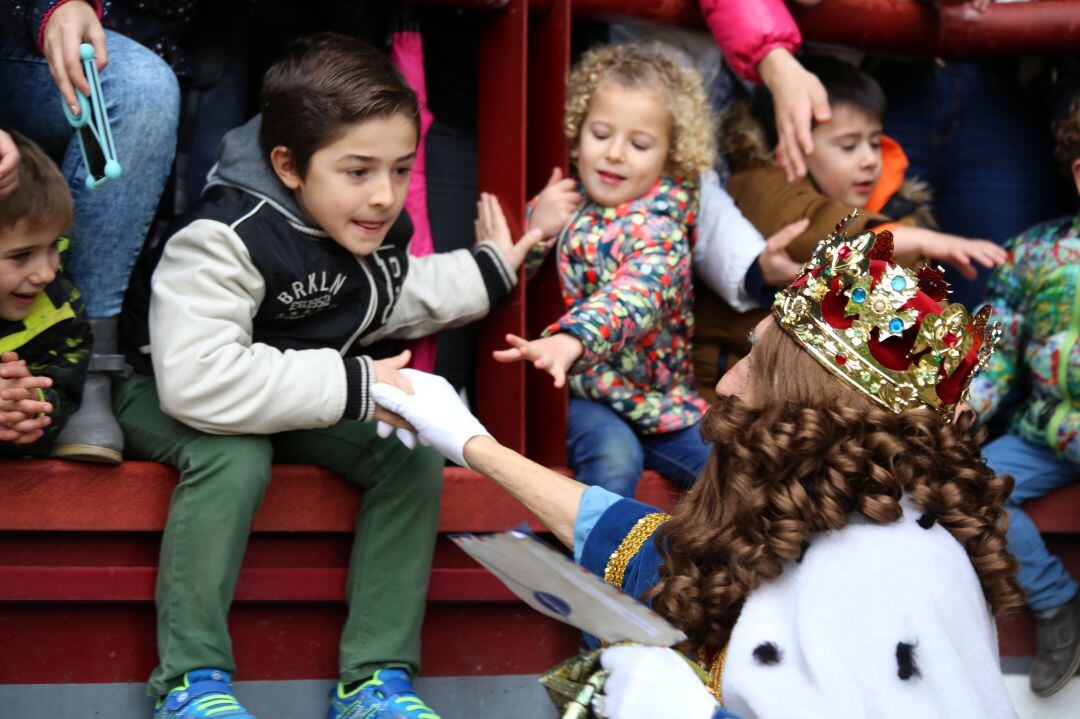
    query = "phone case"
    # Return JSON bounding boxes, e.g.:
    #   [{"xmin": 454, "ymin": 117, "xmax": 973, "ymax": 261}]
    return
[{"xmin": 61, "ymin": 43, "xmax": 122, "ymax": 191}]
